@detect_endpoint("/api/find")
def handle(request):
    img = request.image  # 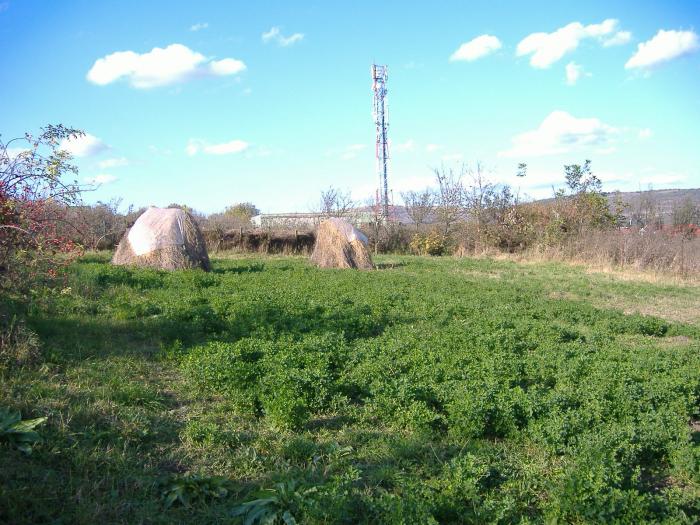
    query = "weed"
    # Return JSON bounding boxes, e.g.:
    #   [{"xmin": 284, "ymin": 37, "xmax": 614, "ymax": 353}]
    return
[
  {"xmin": 0, "ymin": 407, "xmax": 47, "ymax": 454},
  {"xmin": 160, "ymin": 473, "xmax": 233, "ymax": 508}
]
